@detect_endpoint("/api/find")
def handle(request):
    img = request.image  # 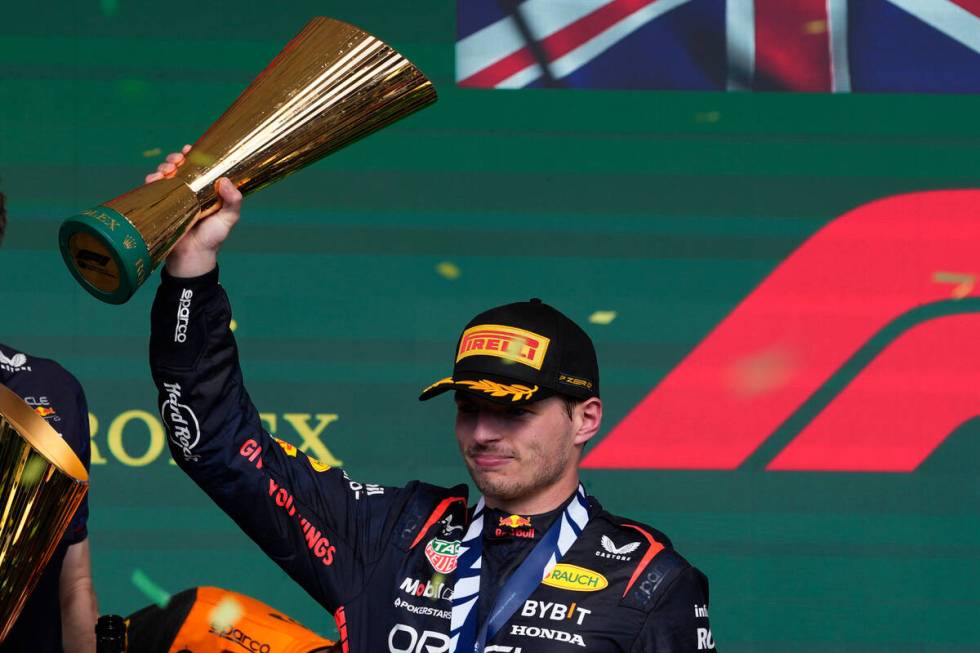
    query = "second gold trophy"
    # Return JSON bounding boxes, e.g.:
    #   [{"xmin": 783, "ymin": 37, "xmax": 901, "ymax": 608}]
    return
[{"xmin": 58, "ymin": 17, "xmax": 437, "ymax": 304}]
